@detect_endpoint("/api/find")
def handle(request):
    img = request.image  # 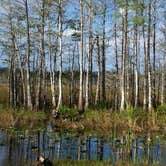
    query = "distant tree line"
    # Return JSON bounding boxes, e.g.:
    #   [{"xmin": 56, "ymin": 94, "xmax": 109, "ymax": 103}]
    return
[{"xmin": 0, "ymin": 0, "xmax": 165, "ymax": 112}]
